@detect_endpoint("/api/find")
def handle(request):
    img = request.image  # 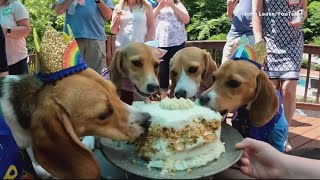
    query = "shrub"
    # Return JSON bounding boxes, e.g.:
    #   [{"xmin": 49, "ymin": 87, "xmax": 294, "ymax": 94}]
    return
[{"xmin": 301, "ymin": 58, "xmax": 308, "ymax": 68}]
